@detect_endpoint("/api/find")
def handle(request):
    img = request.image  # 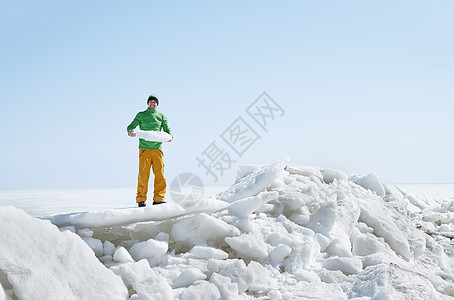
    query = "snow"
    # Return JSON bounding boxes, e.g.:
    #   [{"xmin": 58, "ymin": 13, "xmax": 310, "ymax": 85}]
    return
[
  {"xmin": 2, "ymin": 159, "xmax": 454, "ymax": 299},
  {"xmin": 103, "ymin": 240, "xmax": 116, "ymax": 256},
  {"xmin": 209, "ymin": 273, "xmax": 239, "ymax": 300},
  {"xmin": 0, "ymin": 206, "xmax": 128, "ymax": 299},
  {"xmin": 173, "ymin": 268, "xmax": 206, "ymax": 288},
  {"xmin": 225, "ymin": 233, "xmax": 269, "ymax": 261},
  {"xmin": 268, "ymin": 244, "xmax": 292, "ymax": 266},
  {"xmin": 358, "ymin": 198, "xmax": 411, "ymax": 259},
  {"xmin": 134, "ymin": 129, "xmax": 172, "ymax": 142},
  {"xmin": 78, "ymin": 227, "xmax": 94, "ymax": 238},
  {"xmin": 129, "ymin": 238, "xmax": 168, "ymax": 261},
  {"xmin": 178, "ymin": 281, "xmax": 220, "ymax": 300},
  {"xmin": 226, "ymin": 191, "xmax": 278, "ymax": 218},
  {"xmin": 267, "ymin": 289, "xmax": 282, "ymax": 300},
  {"xmin": 350, "ymin": 172, "xmax": 386, "ymax": 198},
  {"xmin": 111, "ymin": 259, "xmax": 173, "ymax": 300},
  {"xmin": 0, "ymin": 283, "xmax": 12, "ymax": 300},
  {"xmin": 189, "ymin": 246, "xmax": 229, "ymax": 260},
  {"xmin": 320, "ymin": 167, "xmax": 349, "ymax": 184},
  {"xmin": 83, "ymin": 237, "xmax": 104, "ymax": 257},
  {"xmin": 283, "ymin": 165, "xmax": 324, "ymax": 181},
  {"xmin": 322, "ymin": 256, "xmax": 363, "ymax": 275},
  {"xmin": 113, "ymin": 247, "xmax": 134, "ymax": 264},
  {"xmin": 47, "ymin": 198, "xmax": 228, "ymax": 228},
  {"xmin": 216, "ymin": 159, "xmax": 288, "ymax": 203},
  {"xmin": 171, "ymin": 213, "xmax": 239, "ymax": 248}
]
